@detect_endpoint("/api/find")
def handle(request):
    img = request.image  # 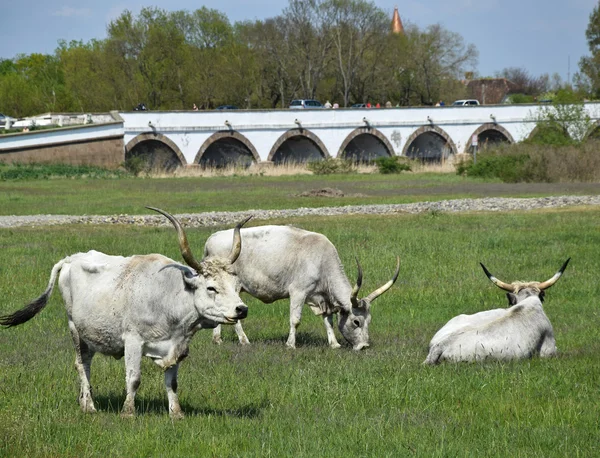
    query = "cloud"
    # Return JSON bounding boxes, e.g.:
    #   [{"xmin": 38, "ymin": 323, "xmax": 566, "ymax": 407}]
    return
[{"xmin": 53, "ymin": 6, "xmax": 91, "ymax": 17}]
